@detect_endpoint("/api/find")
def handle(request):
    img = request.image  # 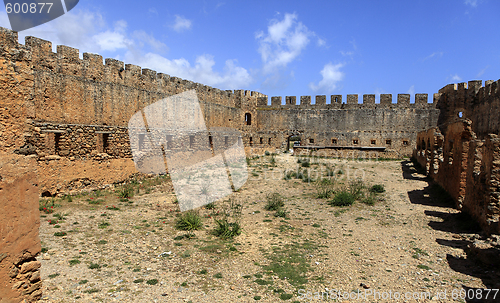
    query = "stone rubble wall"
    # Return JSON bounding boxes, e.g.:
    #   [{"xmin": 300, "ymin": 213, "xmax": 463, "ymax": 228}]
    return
[{"xmin": 0, "ymin": 153, "xmax": 41, "ymax": 302}]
